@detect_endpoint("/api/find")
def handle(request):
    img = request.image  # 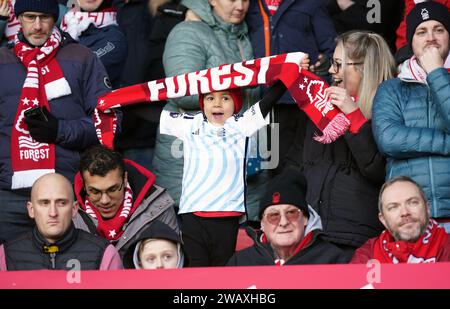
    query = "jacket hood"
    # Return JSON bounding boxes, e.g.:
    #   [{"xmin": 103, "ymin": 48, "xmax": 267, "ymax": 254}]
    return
[
  {"xmin": 74, "ymin": 159, "xmax": 156, "ymax": 210},
  {"xmin": 131, "ymin": 220, "xmax": 185, "ymax": 269},
  {"xmin": 246, "ymin": 205, "xmax": 323, "ymax": 245},
  {"xmin": 181, "ymin": 0, "xmax": 248, "ymax": 37}
]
